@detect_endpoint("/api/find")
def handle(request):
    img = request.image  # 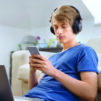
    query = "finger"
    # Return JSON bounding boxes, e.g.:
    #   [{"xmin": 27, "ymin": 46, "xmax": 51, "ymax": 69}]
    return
[
  {"xmin": 30, "ymin": 65, "xmax": 38, "ymax": 71},
  {"xmin": 29, "ymin": 56, "xmax": 32, "ymax": 58},
  {"xmin": 30, "ymin": 64, "xmax": 37, "ymax": 69},
  {"xmin": 30, "ymin": 55, "xmax": 39, "ymax": 59},
  {"xmin": 29, "ymin": 58, "xmax": 33, "ymax": 63},
  {"xmin": 29, "ymin": 61, "xmax": 31, "ymax": 64},
  {"xmin": 32, "ymin": 59, "xmax": 44, "ymax": 64},
  {"xmin": 29, "ymin": 56, "xmax": 33, "ymax": 62},
  {"xmin": 33, "ymin": 55, "xmax": 42, "ymax": 60},
  {"xmin": 31, "ymin": 64, "xmax": 43, "ymax": 68},
  {"xmin": 29, "ymin": 55, "xmax": 34, "ymax": 58},
  {"xmin": 34, "ymin": 55, "xmax": 46, "ymax": 61}
]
